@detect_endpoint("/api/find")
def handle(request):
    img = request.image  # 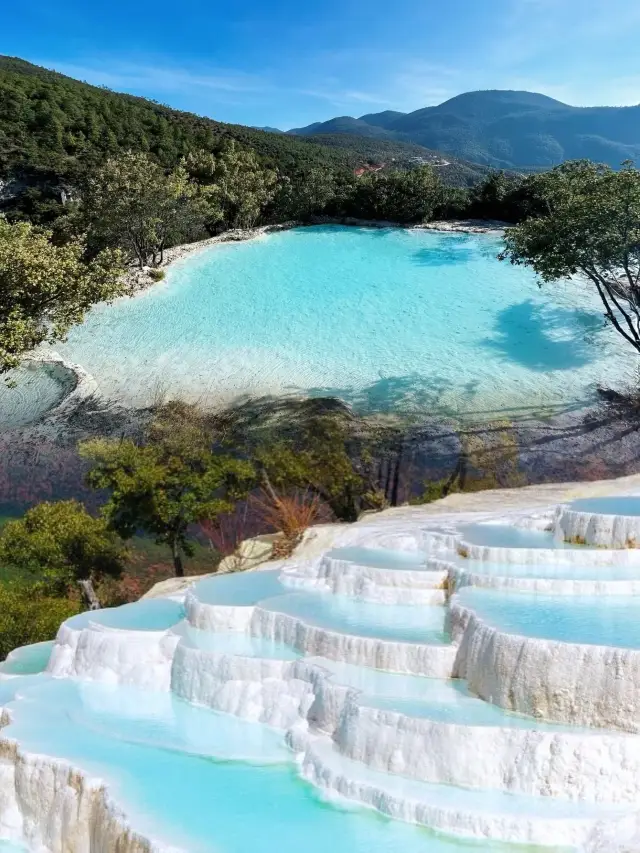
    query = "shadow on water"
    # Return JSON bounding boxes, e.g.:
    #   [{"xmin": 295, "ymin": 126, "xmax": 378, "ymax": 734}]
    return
[
  {"xmin": 305, "ymin": 374, "xmax": 461, "ymax": 415},
  {"xmin": 412, "ymin": 242, "xmax": 477, "ymax": 267},
  {"xmin": 482, "ymin": 300, "xmax": 604, "ymax": 372}
]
